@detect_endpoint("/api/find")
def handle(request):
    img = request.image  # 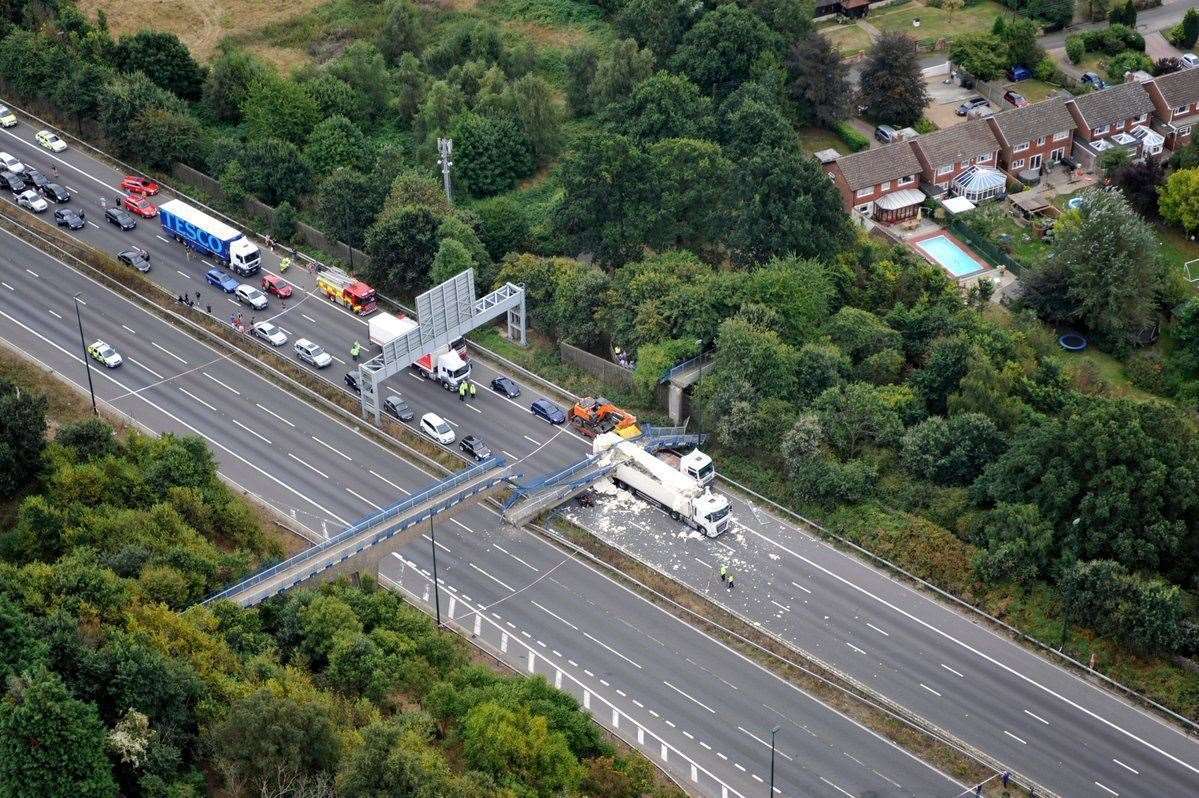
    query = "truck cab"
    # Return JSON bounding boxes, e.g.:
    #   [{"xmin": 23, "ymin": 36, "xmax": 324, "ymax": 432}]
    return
[
  {"xmin": 694, "ymin": 492, "xmax": 731, "ymax": 537},
  {"xmin": 229, "ymin": 239, "xmax": 260, "ymax": 276},
  {"xmin": 679, "ymin": 450, "xmax": 715, "ymax": 486}
]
